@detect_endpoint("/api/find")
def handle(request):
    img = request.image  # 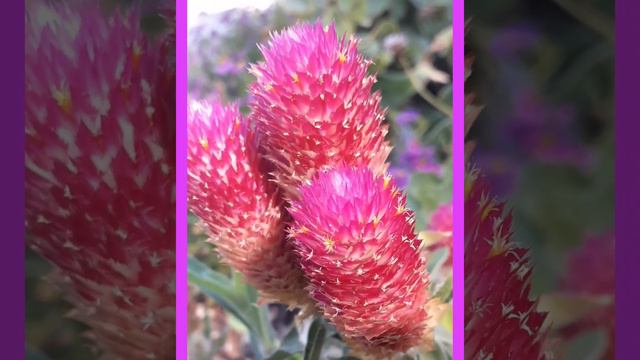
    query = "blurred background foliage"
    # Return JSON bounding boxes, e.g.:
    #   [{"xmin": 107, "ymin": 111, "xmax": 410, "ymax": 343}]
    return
[
  {"xmin": 188, "ymin": 0, "xmax": 453, "ymax": 359},
  {"xmin": 466, "ymin": 0, "xmax": 614, "ymax": 358}
]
